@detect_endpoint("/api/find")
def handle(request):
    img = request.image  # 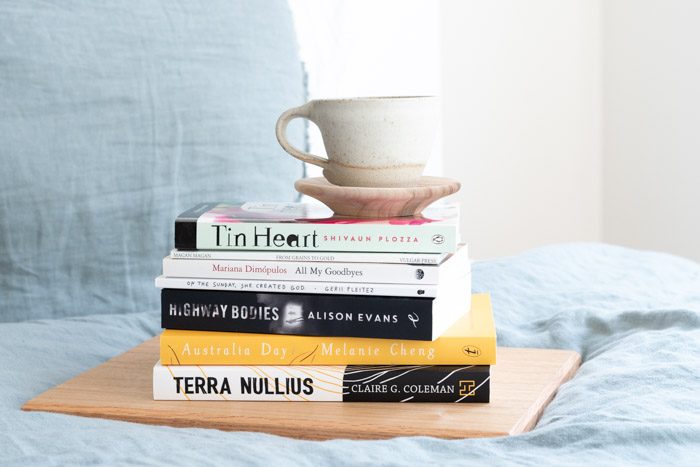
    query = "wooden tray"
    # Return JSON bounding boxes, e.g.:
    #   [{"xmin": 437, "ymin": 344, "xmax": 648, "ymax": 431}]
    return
[{"xmin": 23, "ymin": 338, "xmax": 580, "ymax": 440}]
